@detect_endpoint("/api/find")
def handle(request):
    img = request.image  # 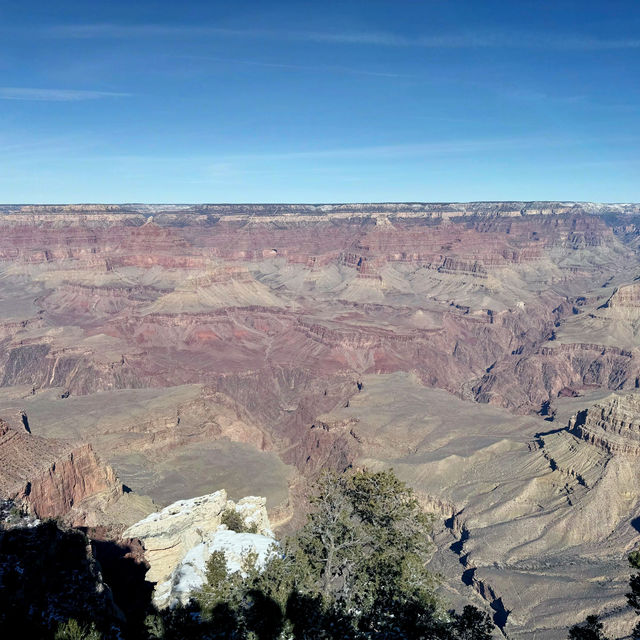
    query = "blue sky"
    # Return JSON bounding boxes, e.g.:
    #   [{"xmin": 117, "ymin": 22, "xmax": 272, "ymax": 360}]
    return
[{"xmin": 1, "ymin": 0, "xmax": 638, "ymax": 203}]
